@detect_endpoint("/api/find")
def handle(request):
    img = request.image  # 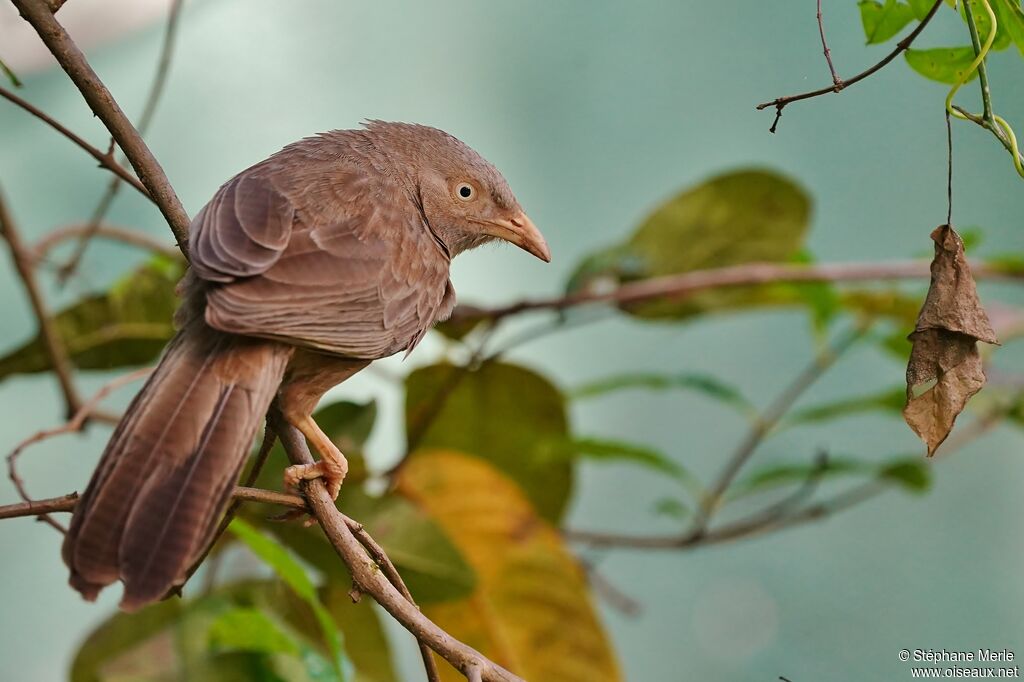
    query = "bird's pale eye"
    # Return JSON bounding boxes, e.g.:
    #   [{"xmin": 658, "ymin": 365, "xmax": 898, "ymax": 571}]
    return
[{"xmin": 455, "ymin": 182, "xmax": 475, "ymax": 201}]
